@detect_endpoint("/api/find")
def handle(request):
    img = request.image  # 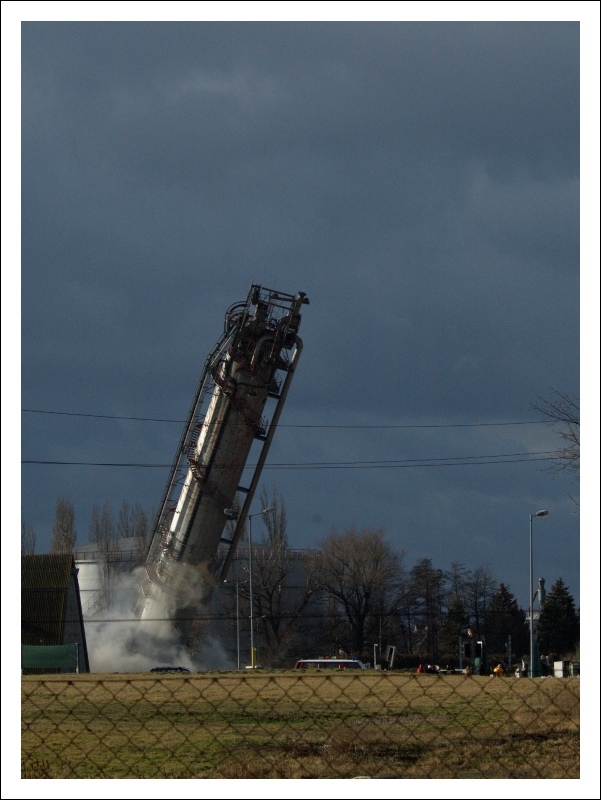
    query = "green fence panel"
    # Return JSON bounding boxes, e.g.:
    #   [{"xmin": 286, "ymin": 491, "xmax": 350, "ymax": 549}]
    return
[{"xmin": 21, "ymin": 644, "xmax": 78, "ymax": 671}]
